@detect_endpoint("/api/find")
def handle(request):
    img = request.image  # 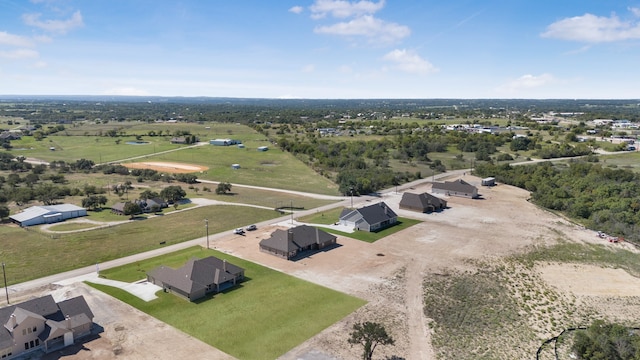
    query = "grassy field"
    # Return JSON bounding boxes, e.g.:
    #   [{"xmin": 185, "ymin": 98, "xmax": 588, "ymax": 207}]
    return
[
  {"xmin": 92, "ymin": 246, "xmax": 366, "ymax": 360},
  {"xmin": 9, "ymin": 134, "xmax": 184, "ymax": 164},
  {"xmin": 0, "ymin": 205, "xmax": 280, "ymax": 285},
  {"xmin": 6, "ymin": 121, "xmax": 341, "ymax": 195},
  {"xmin": 147, "ymin": 143, "xmax": 340, "ymax": 195}
]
